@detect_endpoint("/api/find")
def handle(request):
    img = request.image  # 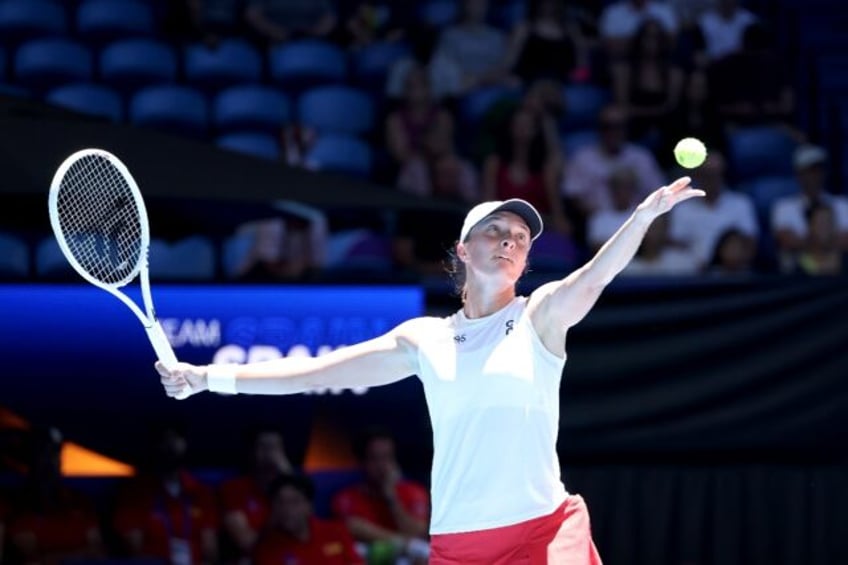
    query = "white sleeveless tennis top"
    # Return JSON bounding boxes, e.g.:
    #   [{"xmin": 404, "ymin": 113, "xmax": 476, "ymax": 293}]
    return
[{"xmin": 415, "ymin": 296, "xmax": 568, "ymax": 534}]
